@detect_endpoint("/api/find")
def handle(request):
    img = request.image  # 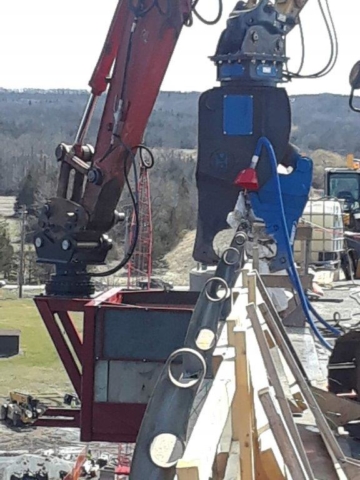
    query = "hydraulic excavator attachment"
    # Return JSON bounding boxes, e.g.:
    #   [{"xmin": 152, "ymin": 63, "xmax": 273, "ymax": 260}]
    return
[
  {"xmin": 34, "ymin": 0, "xmax": 193, "ymax": 296},
  {"xmin": 193, "ymin": 0, "xmax": 308, "ymax": 264}
]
